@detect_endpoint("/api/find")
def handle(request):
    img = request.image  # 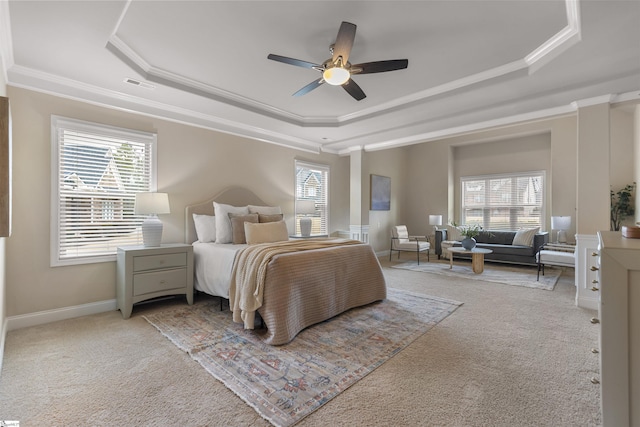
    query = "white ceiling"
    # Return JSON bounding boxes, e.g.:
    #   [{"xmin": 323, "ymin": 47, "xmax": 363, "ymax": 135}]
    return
[{"xmin": 1, "ymin": 1, "xmax": 639, "ymax": 154}]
